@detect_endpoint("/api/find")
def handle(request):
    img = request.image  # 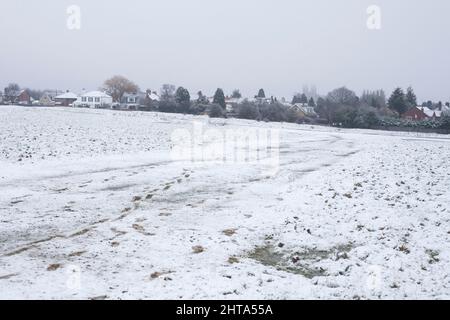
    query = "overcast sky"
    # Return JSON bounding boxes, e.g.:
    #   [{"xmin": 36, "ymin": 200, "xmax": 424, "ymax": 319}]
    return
[{"xmin": 1, "ymin": 0, "xmax": 449, "ymax": 102}]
